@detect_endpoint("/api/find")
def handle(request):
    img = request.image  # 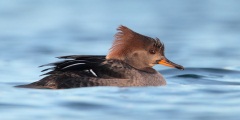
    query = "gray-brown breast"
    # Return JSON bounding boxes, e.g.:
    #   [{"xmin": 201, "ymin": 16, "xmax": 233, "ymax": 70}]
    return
[{"xmin": 93, "ymin": 60, "xmax": 166, "ymax": 86}]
